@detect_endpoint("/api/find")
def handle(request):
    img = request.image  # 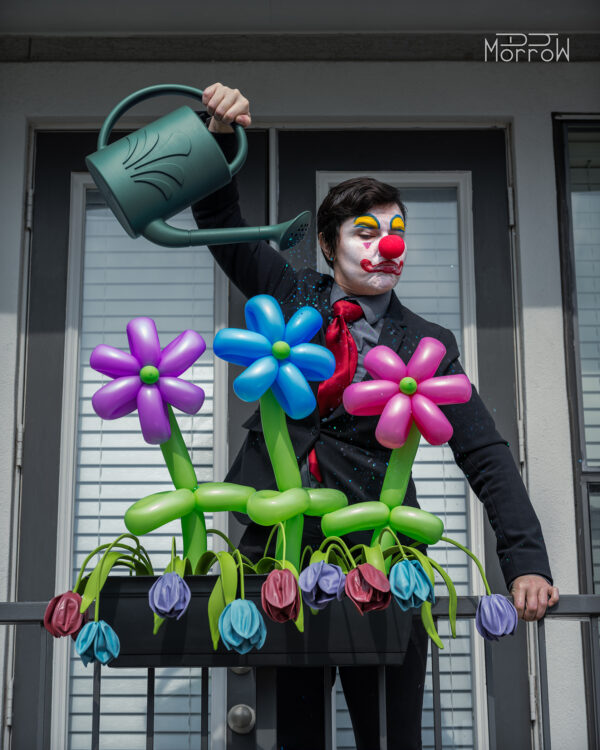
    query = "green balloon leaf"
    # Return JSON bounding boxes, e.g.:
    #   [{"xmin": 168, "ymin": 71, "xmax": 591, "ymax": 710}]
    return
[
  {"xmin": 421, "ymin": 600, "xmax": 444, "ymax": 649},
  {"xmin": 389, "ymin": 506, "xmax": 444, "ymax": 545},
  {"xmin": 407, "ymin": 545, "xmax": 436, "ymax": 588},
  {"xmin": 194, "ymin": 482, "xmax": 255, "ymax": 513},
  {"xmin": 153, "ymin": 613, "xmax": 165, "ymax": 635},
  {"xmin": 321, "ymin": 501, "xmax": 390, "ymax": 537},
  {"xmin": 80, "ymin": 550, "xmax": 124, "ymax": 612},
  {"xmin": 247, "ymin": 488, "xmax": 309, "ymax": 526},
  {"xmin": 305, "ymin": 488, "xmax": 348, "ymax": 516},
  {"xmin": 207, "ymin": 551, "xmax": 239, "ymax": 651},
  {"xmin": 125, "ymin": 489, "xmax": 196, "ymax": 536},
  {"xmin": 427, "ymin": 557, "xmax": 458, "ymax": 639}
]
